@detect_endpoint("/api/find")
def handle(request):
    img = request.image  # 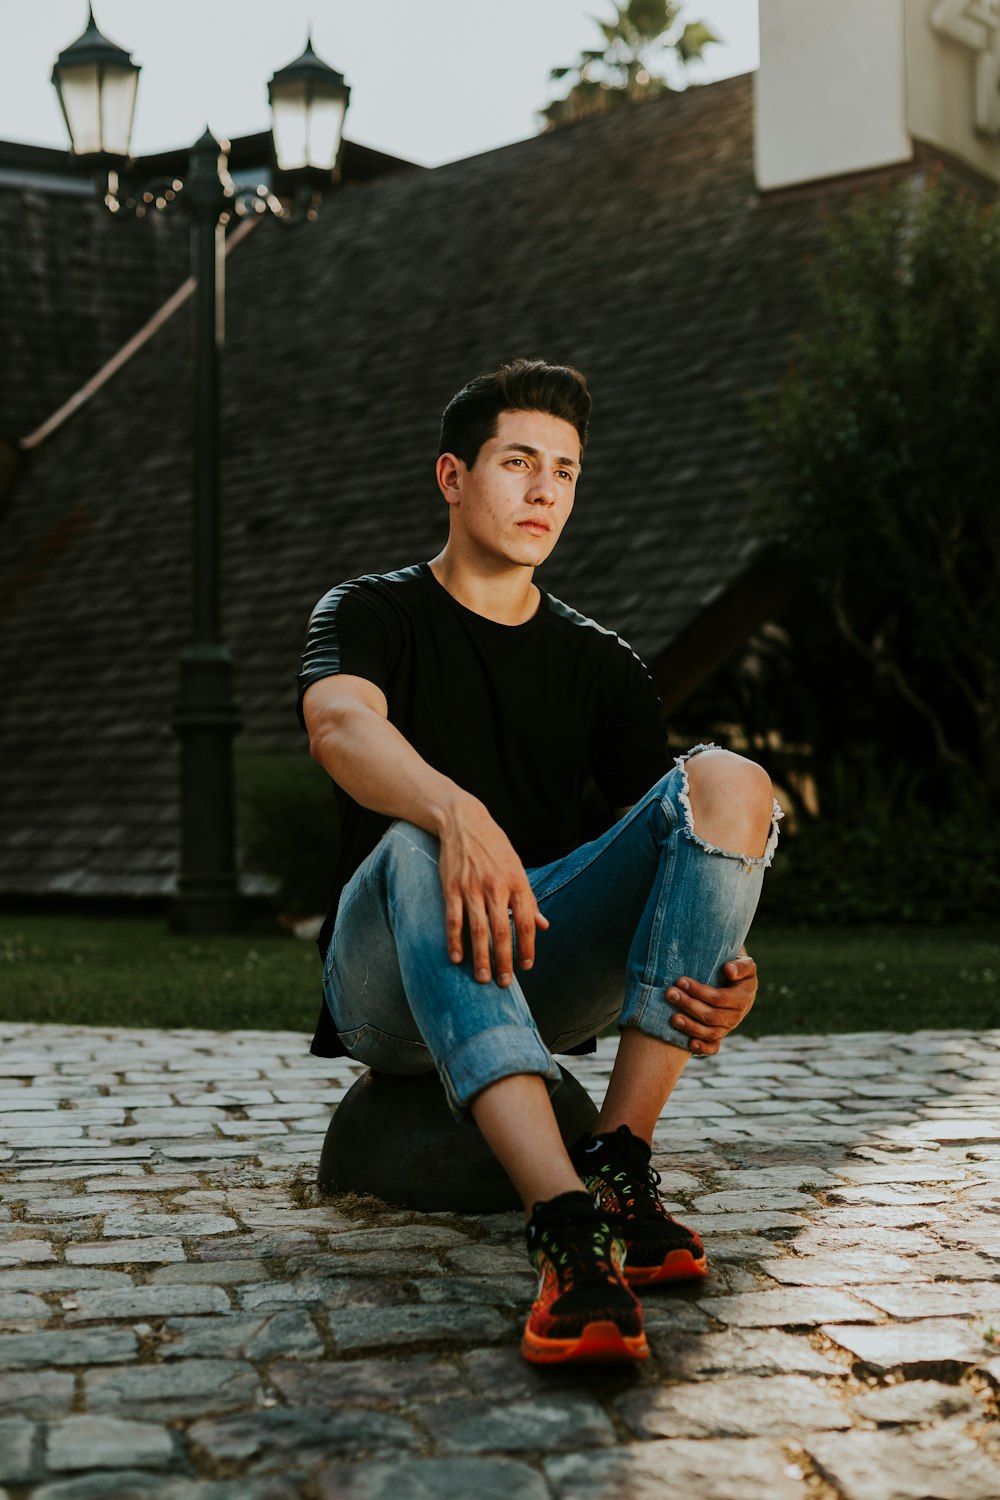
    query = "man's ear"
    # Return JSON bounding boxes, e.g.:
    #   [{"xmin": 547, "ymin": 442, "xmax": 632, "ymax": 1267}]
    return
[{"xmin": 436, "ymin": 451, "xmax": 465, "ymax": 503}]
